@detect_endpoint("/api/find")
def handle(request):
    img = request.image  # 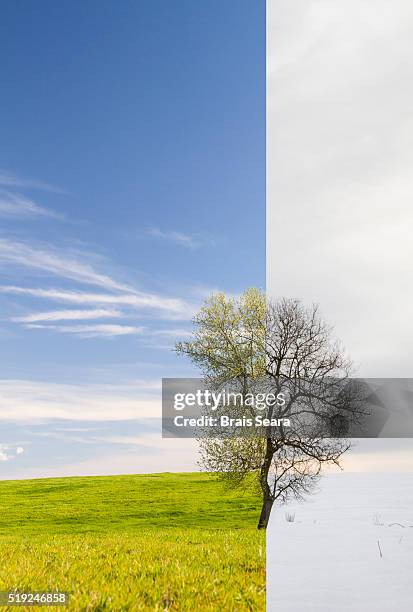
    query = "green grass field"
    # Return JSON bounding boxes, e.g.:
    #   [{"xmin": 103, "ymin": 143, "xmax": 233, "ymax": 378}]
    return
[{"xmin": 0, "ymin": 473, "xmax": 265, "ymax": 610}]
